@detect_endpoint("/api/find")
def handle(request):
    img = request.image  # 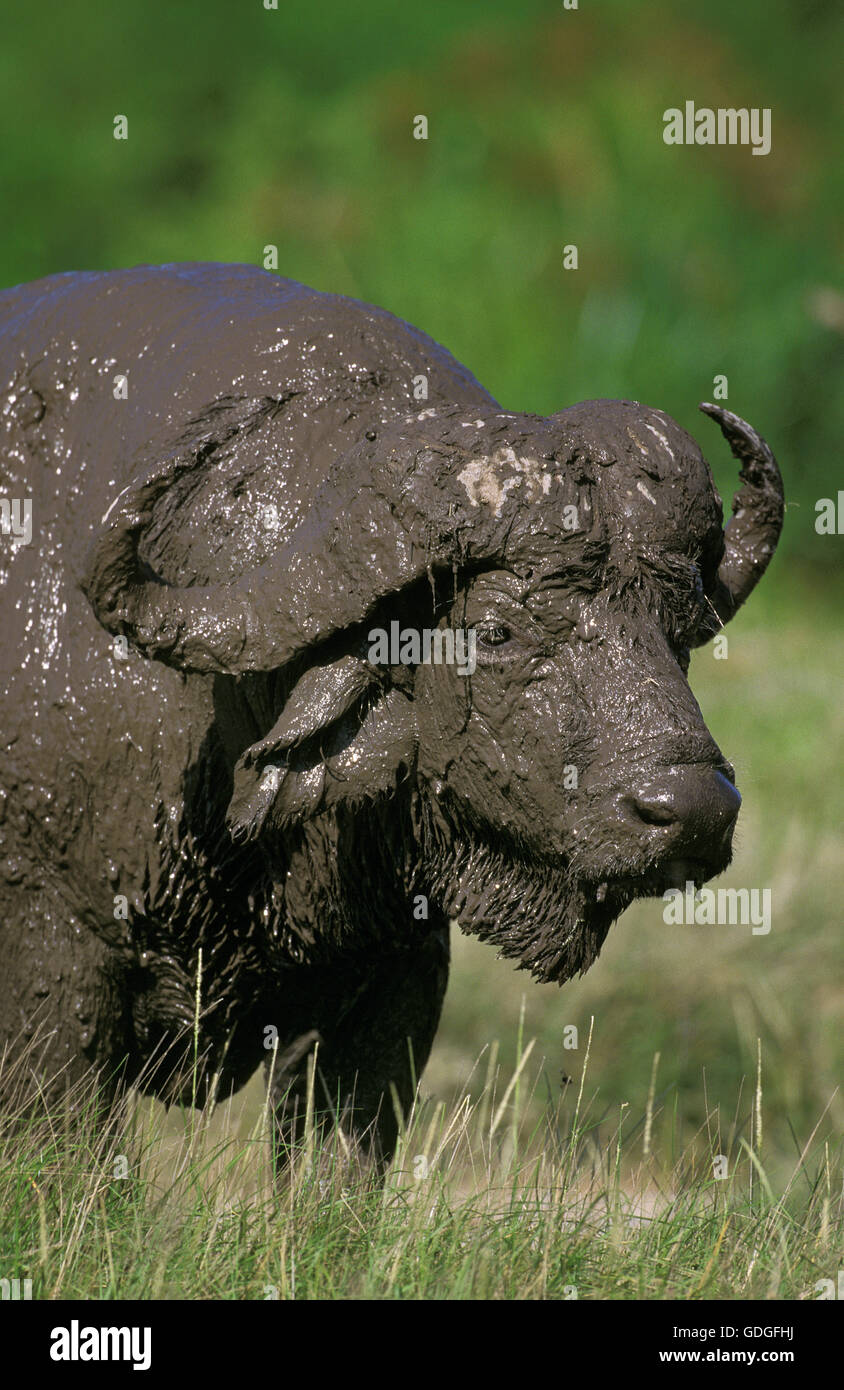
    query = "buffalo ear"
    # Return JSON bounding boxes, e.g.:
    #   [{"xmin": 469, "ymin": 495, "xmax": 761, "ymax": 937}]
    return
[
  {"xmin": 226, "ymin": 763, "xmax": 288, "ymax": 844},
  {"xmin": 238, "ymin": 657, "xmax": 376, "ymax": 767},
  {"xmin": 225, "ymin": 656, "xmax": 378, "ymax": 842}
]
